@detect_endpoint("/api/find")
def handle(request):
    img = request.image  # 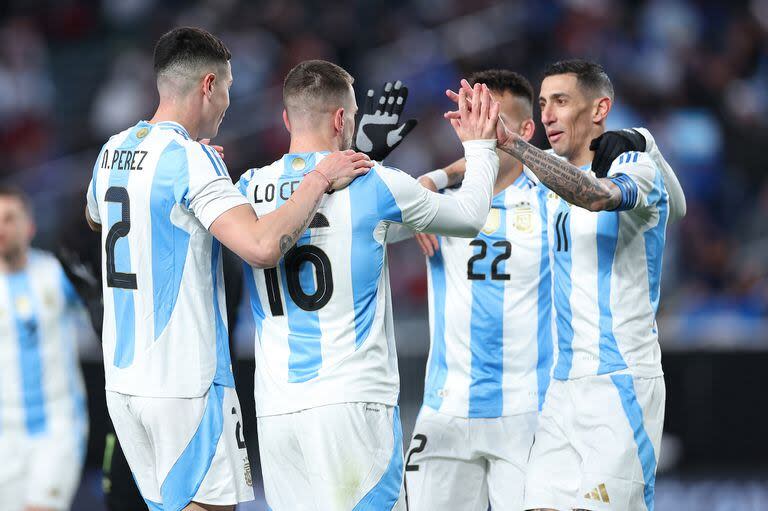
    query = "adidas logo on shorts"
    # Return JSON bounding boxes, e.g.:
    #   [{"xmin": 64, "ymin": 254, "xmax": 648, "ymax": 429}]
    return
[{"xmin": 584, "ymin": 483, "xmax": 610, "ymax": 503}]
